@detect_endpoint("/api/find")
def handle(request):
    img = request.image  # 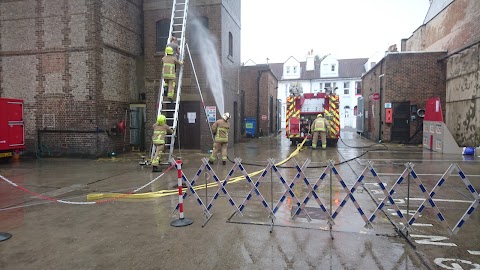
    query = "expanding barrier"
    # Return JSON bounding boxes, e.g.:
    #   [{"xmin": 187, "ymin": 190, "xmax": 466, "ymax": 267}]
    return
[{"xmin": 173, "ymin": 159, "xmax": 479, "ymax": 234}]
